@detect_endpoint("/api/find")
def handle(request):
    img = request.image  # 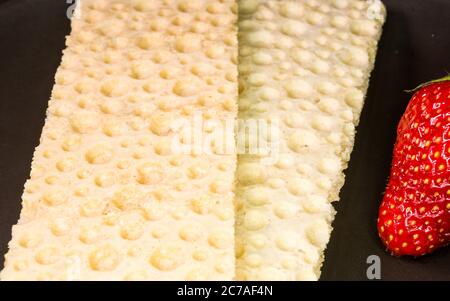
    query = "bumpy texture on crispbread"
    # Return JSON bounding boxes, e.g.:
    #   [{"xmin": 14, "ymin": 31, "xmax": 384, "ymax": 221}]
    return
[
  {"xmin": 236, "ymin": 0, "xmax": 385, "ymax": 280},
  {"xmin": 1, "ymin": 0, "xmax": 237, "ymax": 280}
]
